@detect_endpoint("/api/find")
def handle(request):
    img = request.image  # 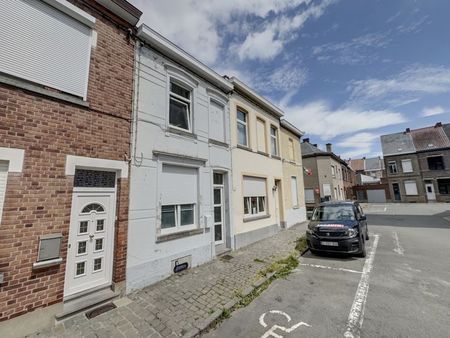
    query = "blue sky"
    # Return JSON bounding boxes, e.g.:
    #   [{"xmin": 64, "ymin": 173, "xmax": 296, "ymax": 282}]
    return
[{"xmin": 130, "ymin": 0, "xmax": 450, "ymax": 159}]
